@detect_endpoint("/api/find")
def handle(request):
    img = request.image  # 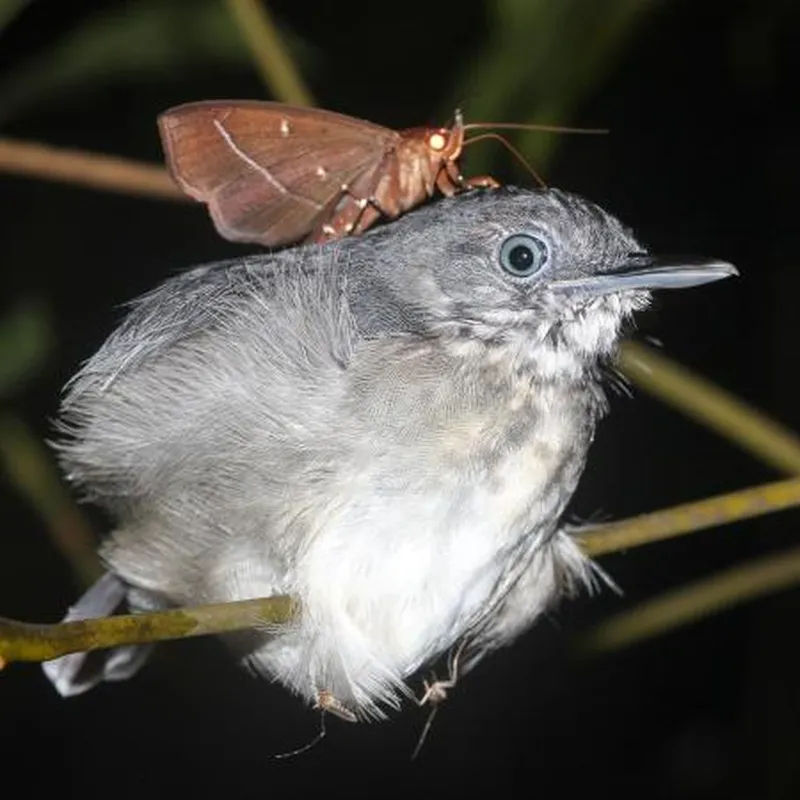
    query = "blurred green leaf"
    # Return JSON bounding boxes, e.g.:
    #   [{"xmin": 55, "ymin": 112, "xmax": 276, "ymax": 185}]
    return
[
  {"xmin": 448, "ymin": 0, "xmax": 661, "ymax": 176},
  {"xmin": 0, "ymin": 0, "xmax": 31, "ymax": 35},
  {"xmin": 0, "ymin": 0, "xmax": 314, "ymax": 125},
  {"xmin": 0, "ymin": 301, "xmax": 54, "ymax": 398}
]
